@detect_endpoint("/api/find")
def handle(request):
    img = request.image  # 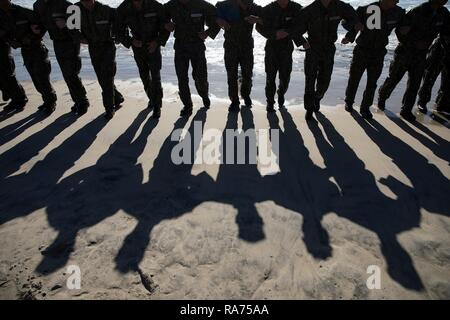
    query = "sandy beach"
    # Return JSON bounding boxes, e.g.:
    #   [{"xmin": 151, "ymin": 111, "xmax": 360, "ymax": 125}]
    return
[{"xmin": 0, "ymin": 79, "xmax": 449, "ymax": 300}]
